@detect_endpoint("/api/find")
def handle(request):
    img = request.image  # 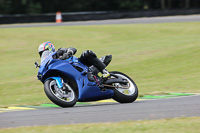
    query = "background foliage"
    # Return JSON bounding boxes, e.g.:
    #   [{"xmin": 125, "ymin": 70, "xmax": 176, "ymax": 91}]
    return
[{"xmin": 0, "ymin": 0, "xmax": 200, "ymax": 15}]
